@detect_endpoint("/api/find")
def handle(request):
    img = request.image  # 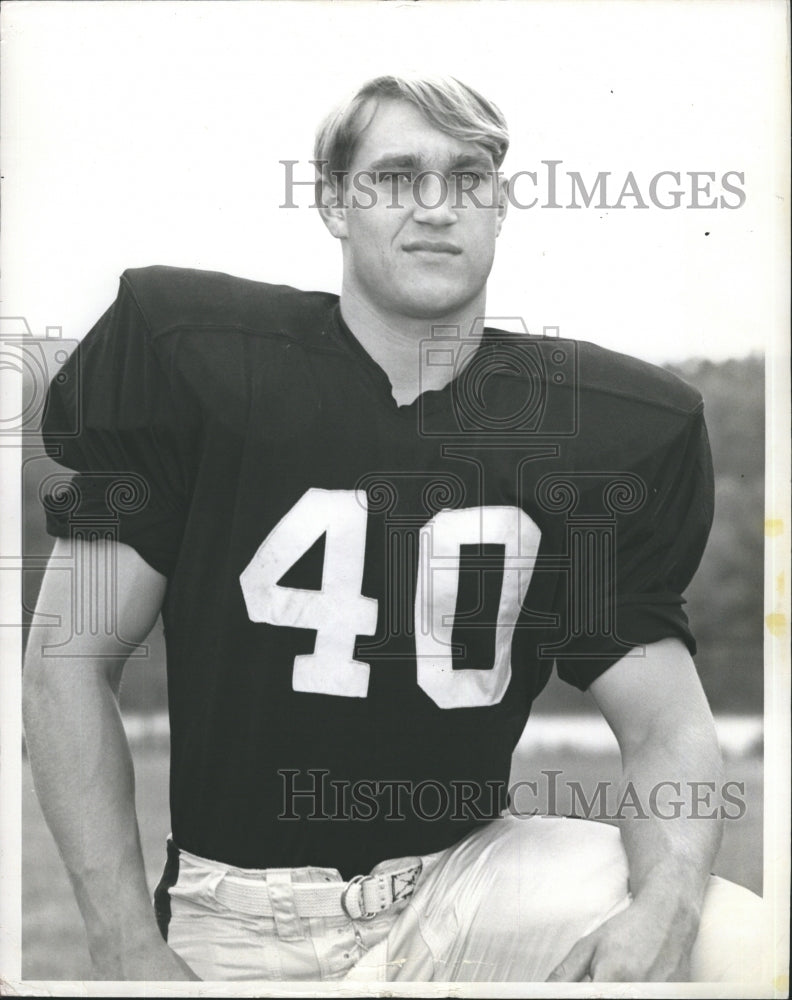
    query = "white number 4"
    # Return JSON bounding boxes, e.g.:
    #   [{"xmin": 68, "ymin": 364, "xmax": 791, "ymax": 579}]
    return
[
  {"xmin": 240, "ymin": 488, "xmax": 540, "ymax": 707},
  {"xmin": 240, "ymin": 489, "xmax": 376, "ymax": 697}
]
